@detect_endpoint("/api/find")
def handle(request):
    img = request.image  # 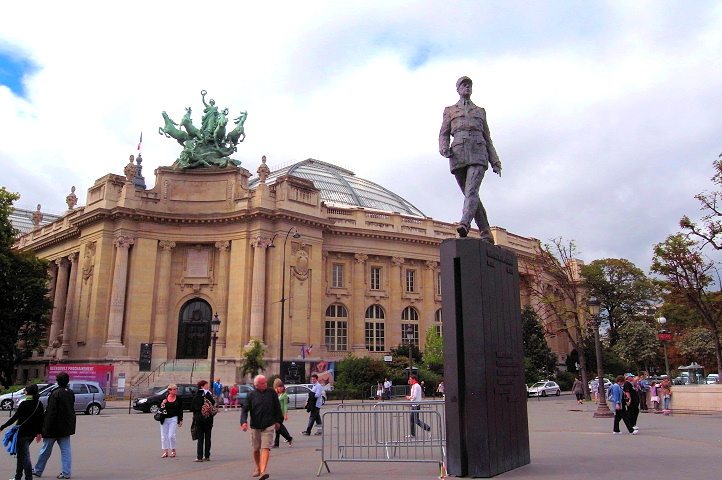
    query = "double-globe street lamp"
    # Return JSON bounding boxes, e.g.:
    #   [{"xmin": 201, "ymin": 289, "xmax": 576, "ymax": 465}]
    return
[
  {"xmin": 587, "ymin": 296, "xmax": 613, "ymax": 418},
  {"xmin": 209, "ymin": 313, "xmax": 222, "ymax": 384},
  {"xmin": 268, "ymin": 227, "xmax": 301, "ymax": 381}
]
